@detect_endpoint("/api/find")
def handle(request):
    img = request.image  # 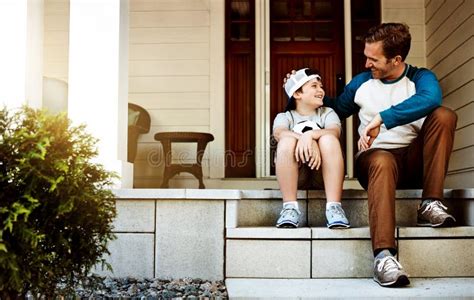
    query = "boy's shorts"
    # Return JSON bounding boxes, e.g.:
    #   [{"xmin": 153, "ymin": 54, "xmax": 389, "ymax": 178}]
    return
[{"xmin": 297, "ymin": 163, "xmax": 324, "ymax": 189}]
